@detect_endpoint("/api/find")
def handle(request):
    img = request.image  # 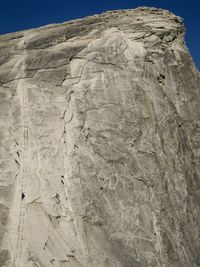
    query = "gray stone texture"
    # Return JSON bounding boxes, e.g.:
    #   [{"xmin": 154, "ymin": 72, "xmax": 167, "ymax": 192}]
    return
[{"xmin": 0, "ymin": 7, "xmax": 200, "ymax": 267}]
